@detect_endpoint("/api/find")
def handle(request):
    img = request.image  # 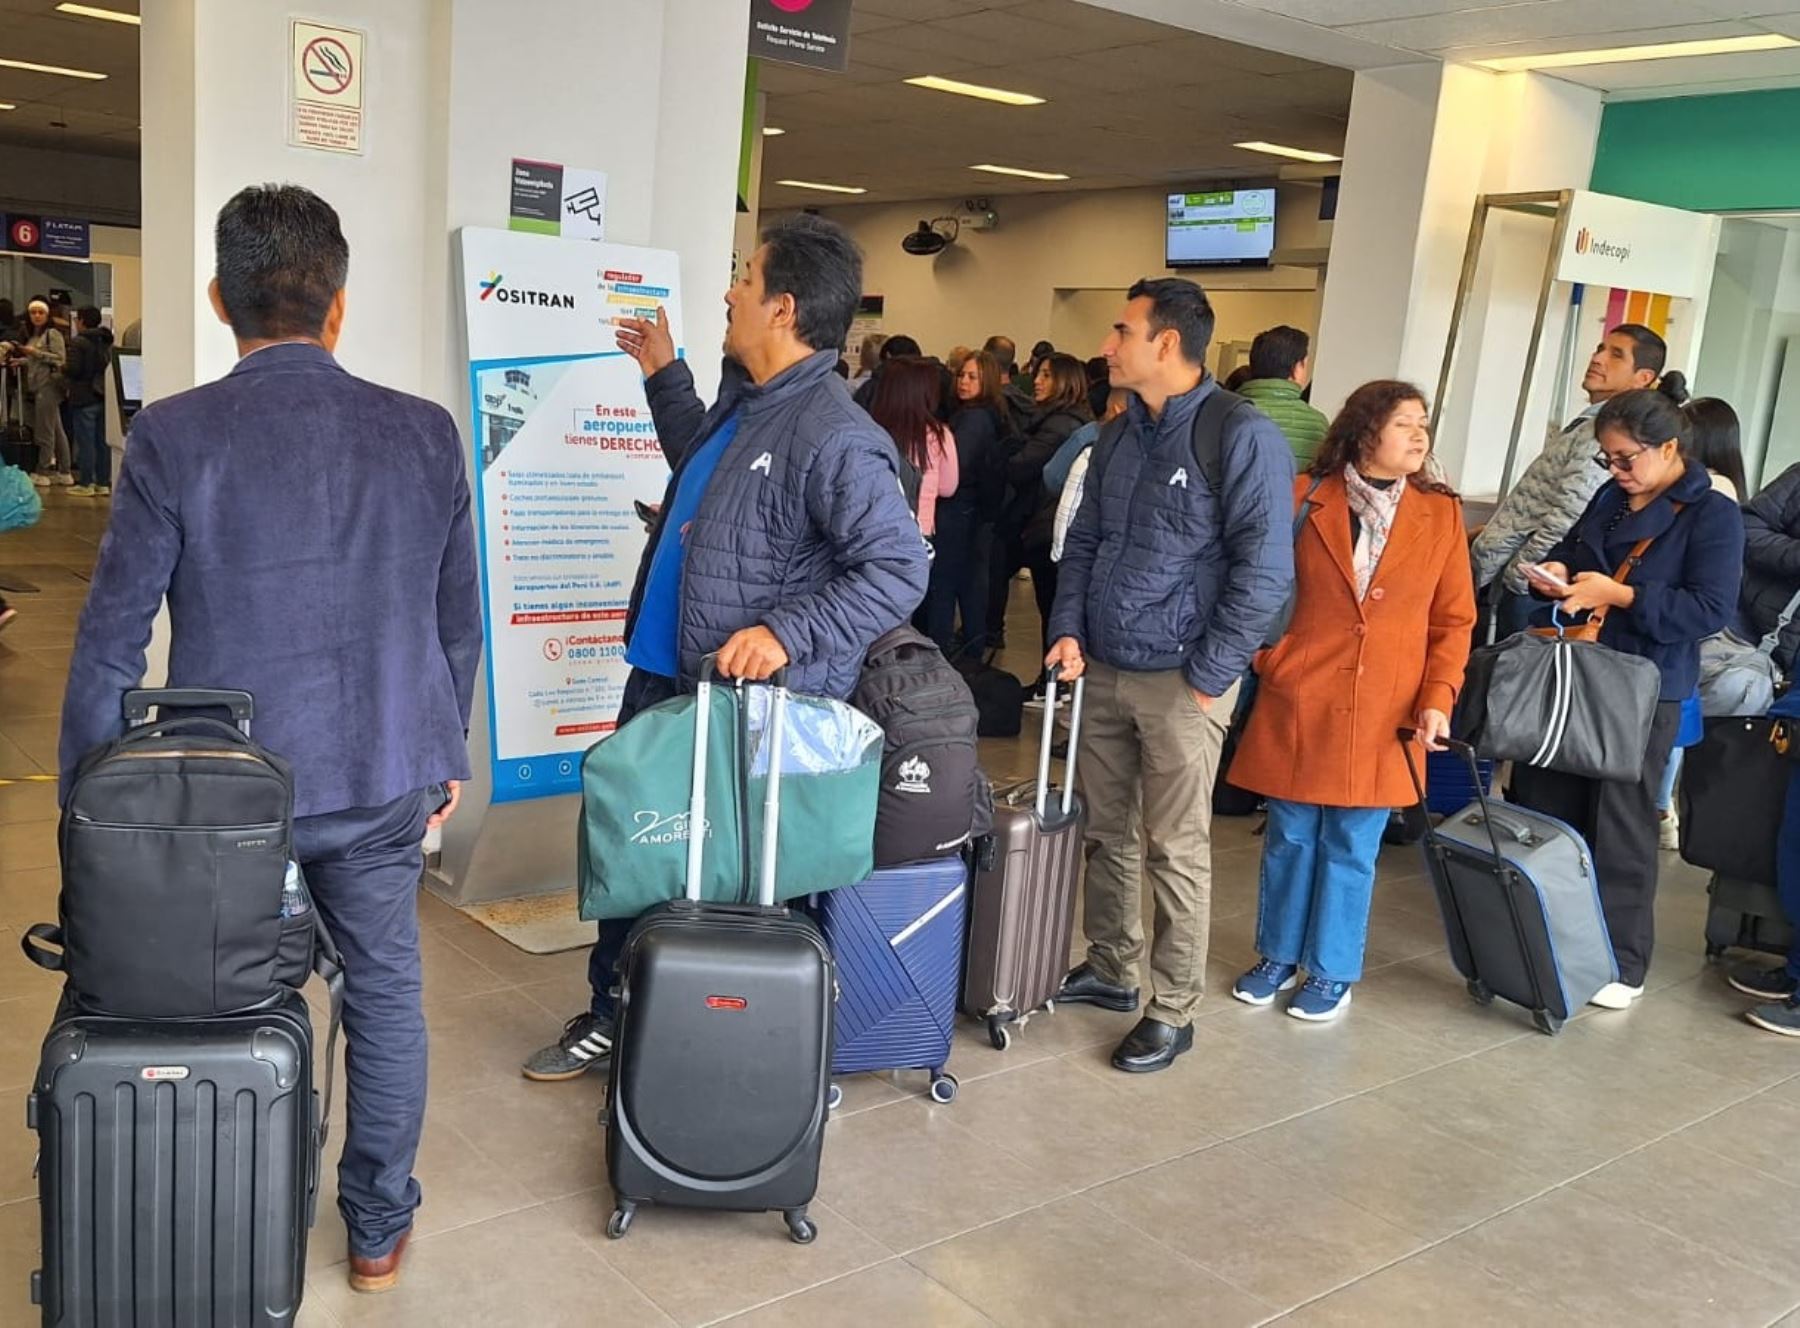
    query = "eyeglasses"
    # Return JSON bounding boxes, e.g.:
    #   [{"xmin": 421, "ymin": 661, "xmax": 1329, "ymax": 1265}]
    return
[{"xmin": 1592, "ymin": 446, "xmax": 1652, "ymax": 474}]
